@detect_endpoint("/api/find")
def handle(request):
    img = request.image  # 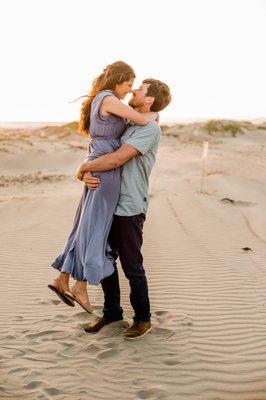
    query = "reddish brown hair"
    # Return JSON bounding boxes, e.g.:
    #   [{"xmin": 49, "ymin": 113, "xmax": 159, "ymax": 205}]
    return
[
  {"xmin": 142, "ymin": 78, "xmax": 171, "ymax": 112},
  {"xmin": 80, "ymin": 61, "xmax": 136, "ymax": 135}
]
